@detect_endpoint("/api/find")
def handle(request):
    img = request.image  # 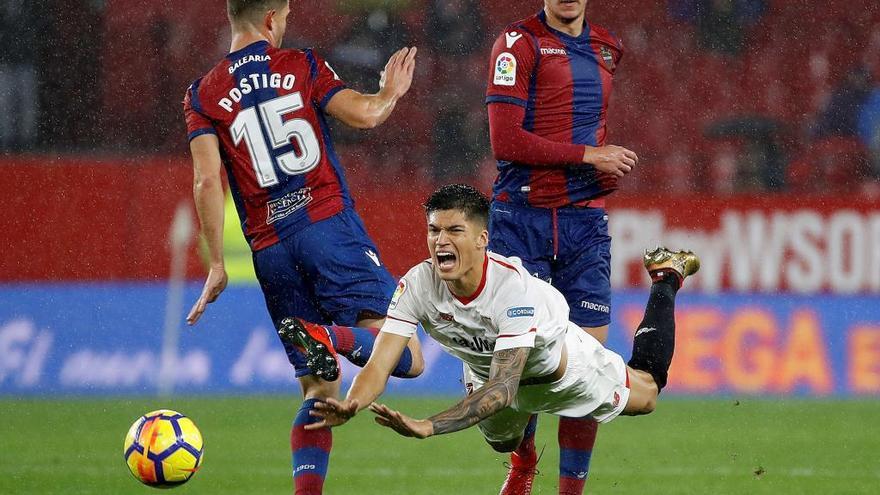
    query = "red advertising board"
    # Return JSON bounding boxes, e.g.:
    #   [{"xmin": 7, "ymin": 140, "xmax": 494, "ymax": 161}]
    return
[
  {"xmin": 607, "ymin": 196, "xmax": 880, "ymax": 293},
  {"xmin": 2, "ymin": 156, "xmax": 878, "ymax": 295}
]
